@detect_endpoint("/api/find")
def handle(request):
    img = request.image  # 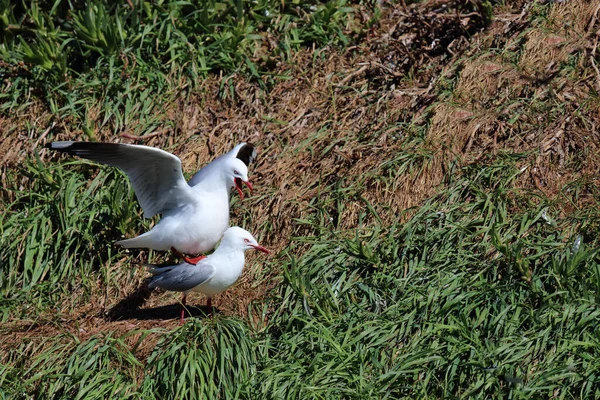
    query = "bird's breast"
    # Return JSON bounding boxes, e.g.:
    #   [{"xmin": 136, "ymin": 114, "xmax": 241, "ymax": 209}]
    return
[
  {"xmin": 192, "ymin": 253, "xmax": 245, "ymax": 295},
  {"xmin": 158, "ymin": 190, "xmax": 230, "ymax": 254}
]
